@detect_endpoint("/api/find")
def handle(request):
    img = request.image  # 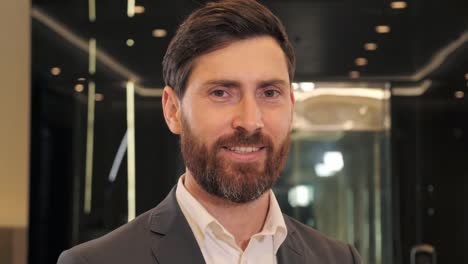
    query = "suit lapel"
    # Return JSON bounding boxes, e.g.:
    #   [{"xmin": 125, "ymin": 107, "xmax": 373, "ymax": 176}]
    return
[
  {"xmin": 149, "ymin": 187, "xmax": 205, "ymax": 264},
  {"xmin": 277, "ymin": 216, "xmax": 304, "ymax": 264}
]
